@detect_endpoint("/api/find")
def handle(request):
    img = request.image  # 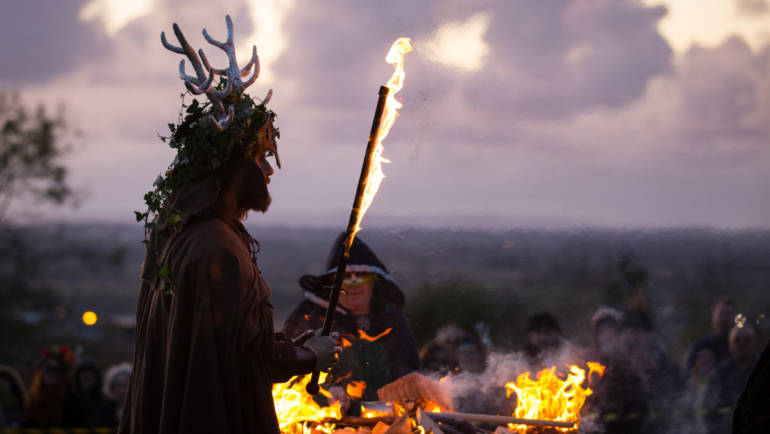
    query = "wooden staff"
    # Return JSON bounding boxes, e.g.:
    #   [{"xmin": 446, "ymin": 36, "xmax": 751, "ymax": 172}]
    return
[
  {"xmin": 426, "ymin": 411, "xmax": 576, "ymax": 429},
  {"xmin": 306, "ymin": 85, "xmax": 391, "ymax": 395}
]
